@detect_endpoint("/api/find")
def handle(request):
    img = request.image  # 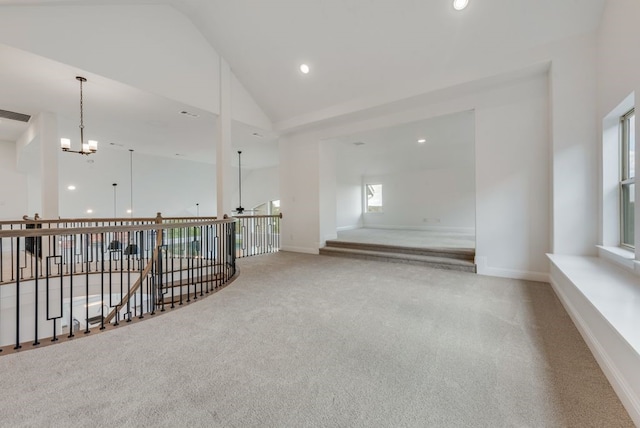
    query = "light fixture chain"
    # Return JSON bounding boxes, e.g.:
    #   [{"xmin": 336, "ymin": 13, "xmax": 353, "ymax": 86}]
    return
[{"xmin": 79, "ymin": 77, "xmax": 84, "ymax": 146}]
